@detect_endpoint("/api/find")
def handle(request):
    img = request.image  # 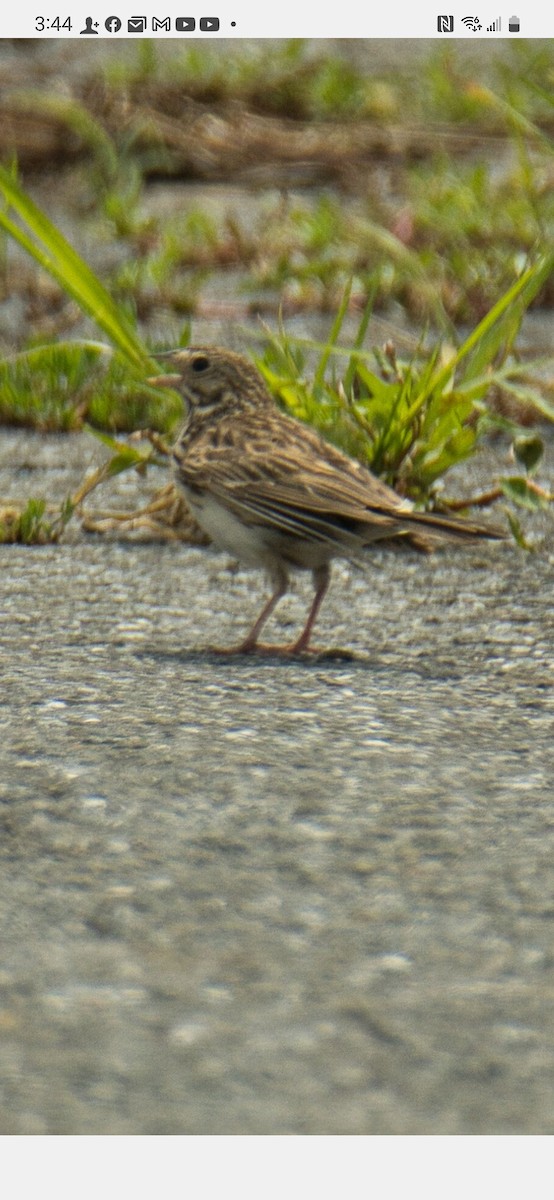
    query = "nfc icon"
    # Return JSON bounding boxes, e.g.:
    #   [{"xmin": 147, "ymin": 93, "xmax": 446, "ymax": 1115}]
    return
[{"xmin": 437, "ymin": 15, "xmax": 454, "ymax": 32}]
